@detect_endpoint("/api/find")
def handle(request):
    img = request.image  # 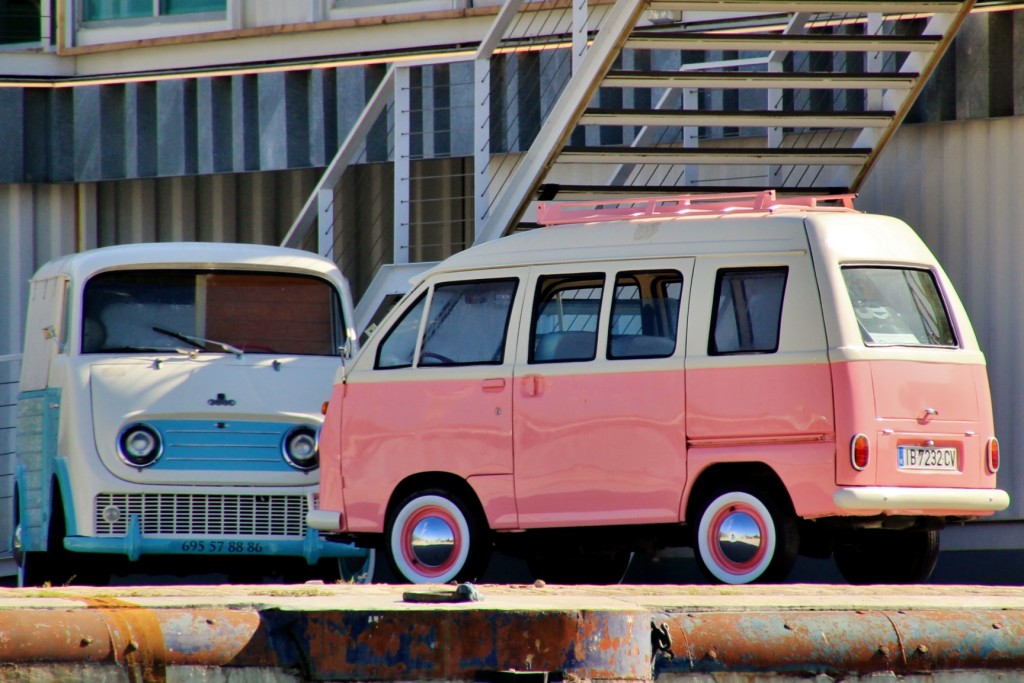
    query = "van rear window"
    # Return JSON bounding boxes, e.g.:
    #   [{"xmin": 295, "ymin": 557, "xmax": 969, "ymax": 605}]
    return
[{"xmin": 842, "ymin": 267, "xmax": 956, "ymax": 347}]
